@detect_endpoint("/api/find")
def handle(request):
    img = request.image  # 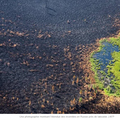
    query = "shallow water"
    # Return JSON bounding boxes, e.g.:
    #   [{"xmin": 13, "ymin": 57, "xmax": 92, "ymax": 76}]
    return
[{"xmin": 93, "ymin": 42, "xmax": 119, "ymax": 72}]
